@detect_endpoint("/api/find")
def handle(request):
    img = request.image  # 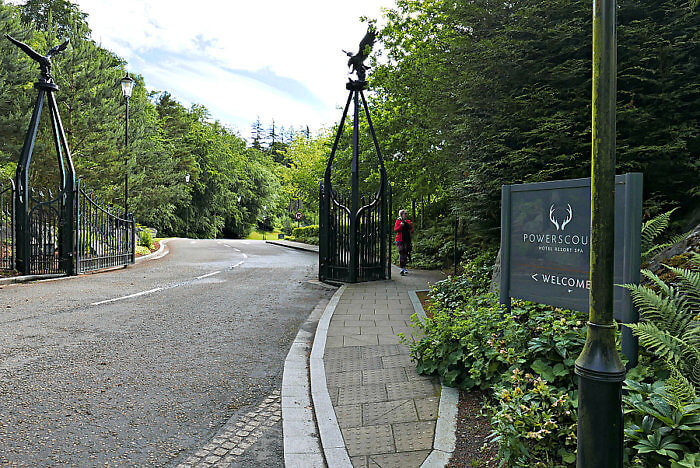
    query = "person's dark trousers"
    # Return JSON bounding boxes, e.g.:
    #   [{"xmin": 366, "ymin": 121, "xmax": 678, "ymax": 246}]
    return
[{"xmin": 397, "ymin": 241, "xmax": 409, "ymax": 268}]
